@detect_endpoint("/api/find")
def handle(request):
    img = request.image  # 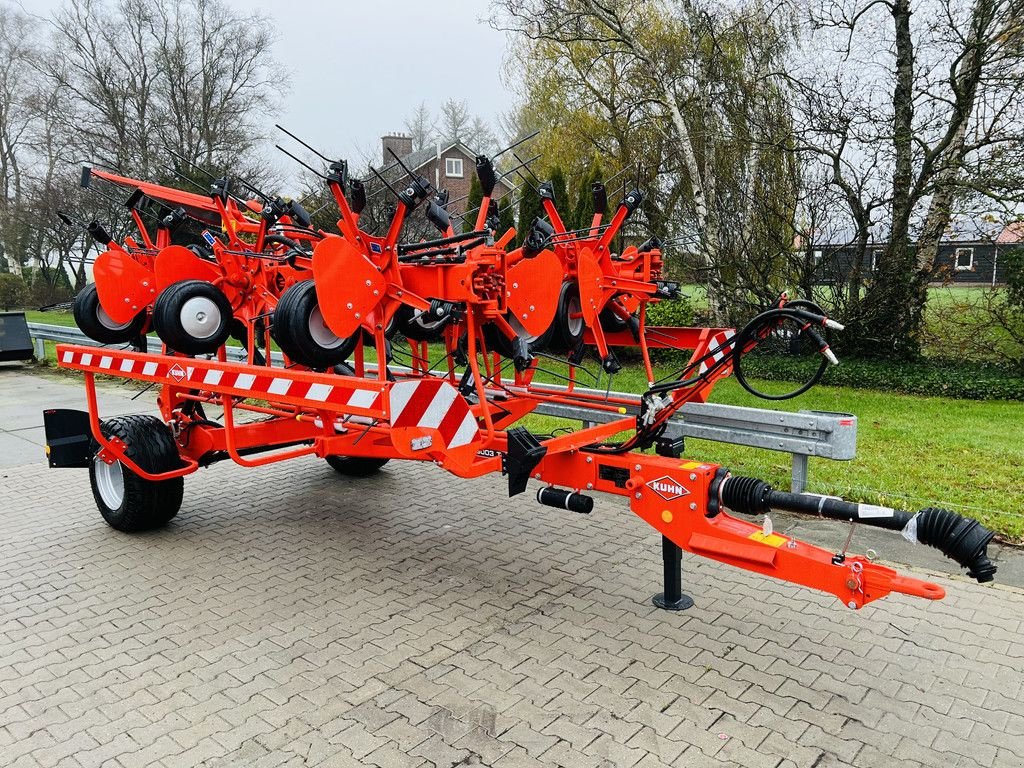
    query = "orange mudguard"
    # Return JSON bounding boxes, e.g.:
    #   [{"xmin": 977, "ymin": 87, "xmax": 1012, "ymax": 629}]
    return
[
  {"xmin": 505, "ymin": 248, "xmax": 562, "ymax": 337},
  {"xmin": 154, "ymin": 245, "xmax": 222, "ymax": 290},
  {"xmin": 93, "ymin": 250, "xmax": 157, "ymax": 324},
  {"xmin": 312, "ymin": 235, "xmax": 387, "ymax": 338}
]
